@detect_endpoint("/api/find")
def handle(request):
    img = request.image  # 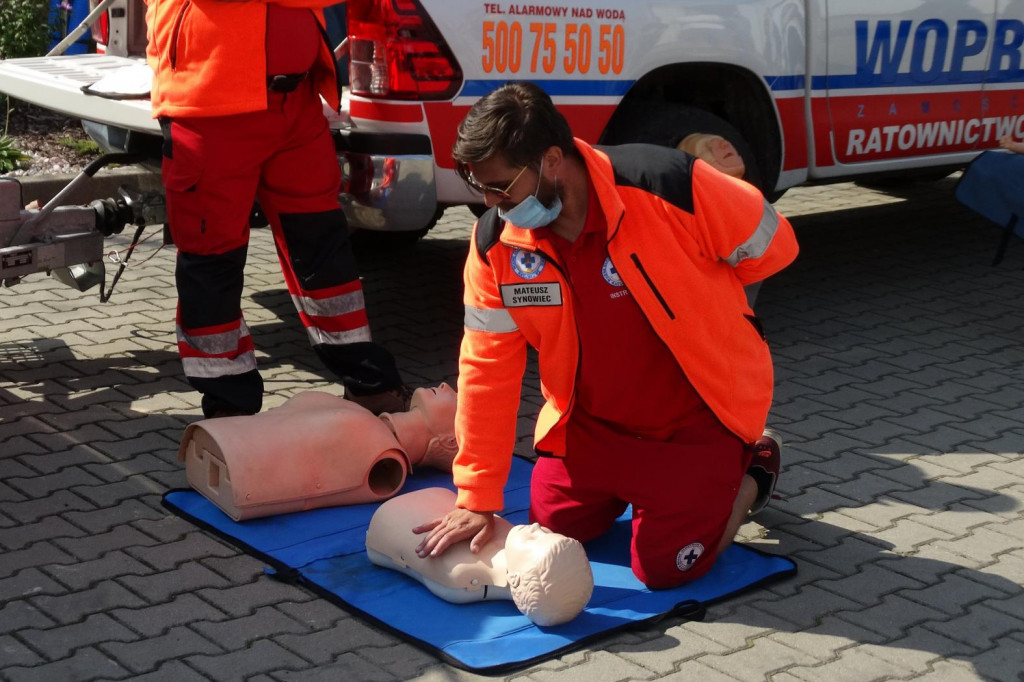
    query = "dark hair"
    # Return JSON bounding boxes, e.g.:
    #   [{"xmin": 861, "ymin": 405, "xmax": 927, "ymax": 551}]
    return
[{"xmin": 452, "ymin": 82, "xmax": 578, "ymax": 184}]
